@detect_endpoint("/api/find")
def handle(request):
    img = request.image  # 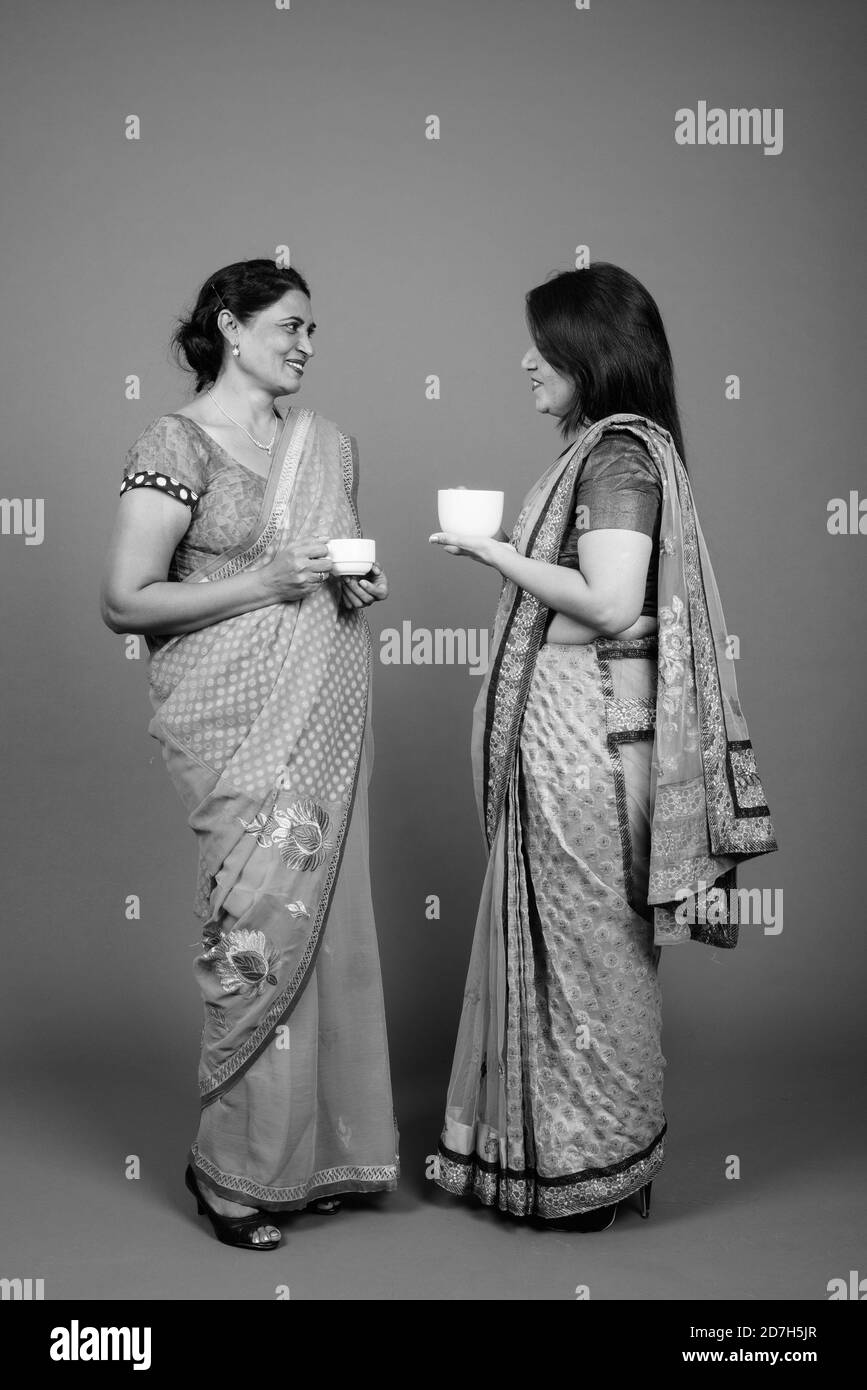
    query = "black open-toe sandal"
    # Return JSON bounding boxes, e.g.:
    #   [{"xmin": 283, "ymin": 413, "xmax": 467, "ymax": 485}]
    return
[{"xmin": 185, "ymin": 1164, "xmax": 282, "ymax": 1251}]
